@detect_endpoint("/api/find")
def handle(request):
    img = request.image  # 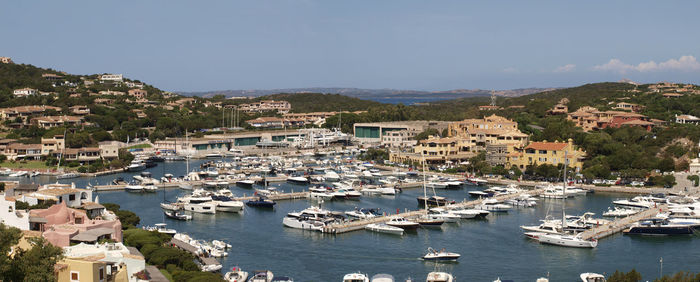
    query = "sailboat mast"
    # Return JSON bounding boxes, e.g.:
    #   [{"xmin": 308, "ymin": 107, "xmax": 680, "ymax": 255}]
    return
[
  {"xmin": 562, "ymin": 151, "xmax": 568, "ymax": 228},
  {"xmin": 422, "ymin": 153, "xmax": 428, "ymax": 208}
]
